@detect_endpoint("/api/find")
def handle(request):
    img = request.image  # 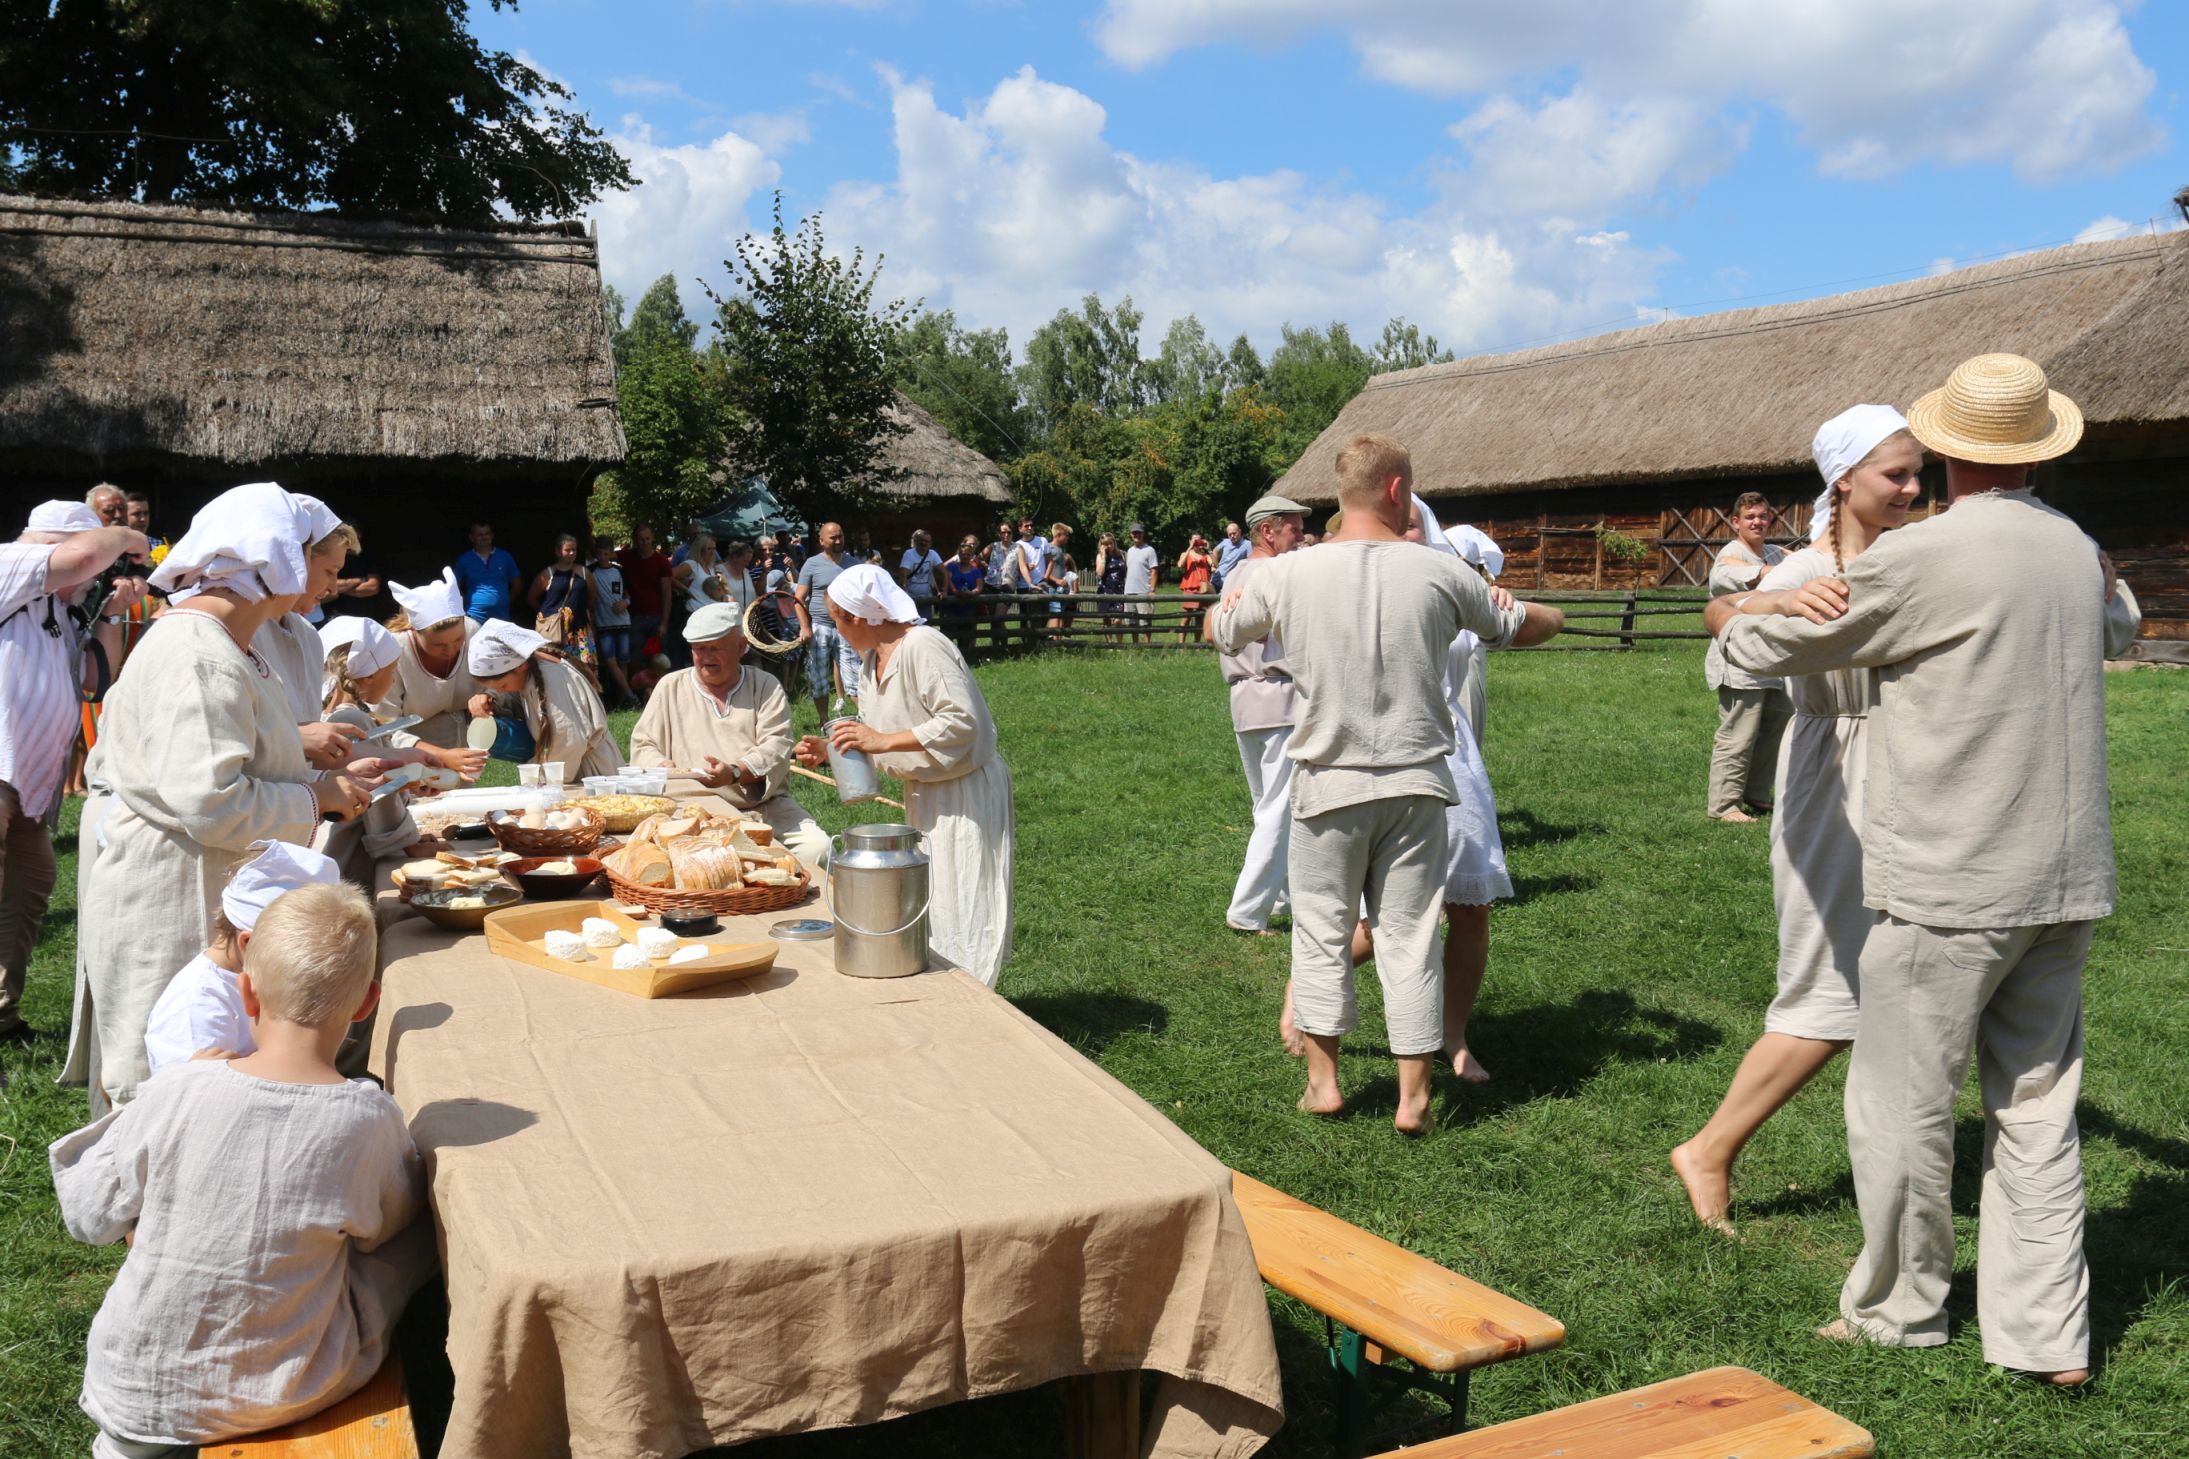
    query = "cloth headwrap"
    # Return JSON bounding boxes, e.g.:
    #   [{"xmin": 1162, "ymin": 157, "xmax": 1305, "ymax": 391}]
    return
[
  {"xmin": 1411, "ymin": 495, "xmax": 1459, "ymax": 557},
  {"xmin": 149, "ymin": 482, "xmax": 311, "ymax": 603},
  {"xmin": 1809, "ymin": 404, "xmax": 1909, "ymax": 544},
  {"xmin": 291, "ymin": 493, "xmax": 344, "ymax": 547},
  {"xmin": 24, "ymin": 500, "xmax": 104, "ymax": 535},
  {"xmin": 468, "ymin": 619, "xmax": 547, "ymax": 678},
  {"xmin": 1447, "ymin": 524, "xmax": 1505, "ymax": 577},
  {"xmin": 220, "ymin": 840, "xmax": 341, "ymax": 933},
  {"xmin": 824, "ymin": 563, "xmax": 923, "ymax": 627},
  {"xmin": 319, "ymin": 615, "xmax": 399, "ymax": 683},
  {"xmin": 390, "ymin": 567, "xmax": 466, "ymax": 627}
]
